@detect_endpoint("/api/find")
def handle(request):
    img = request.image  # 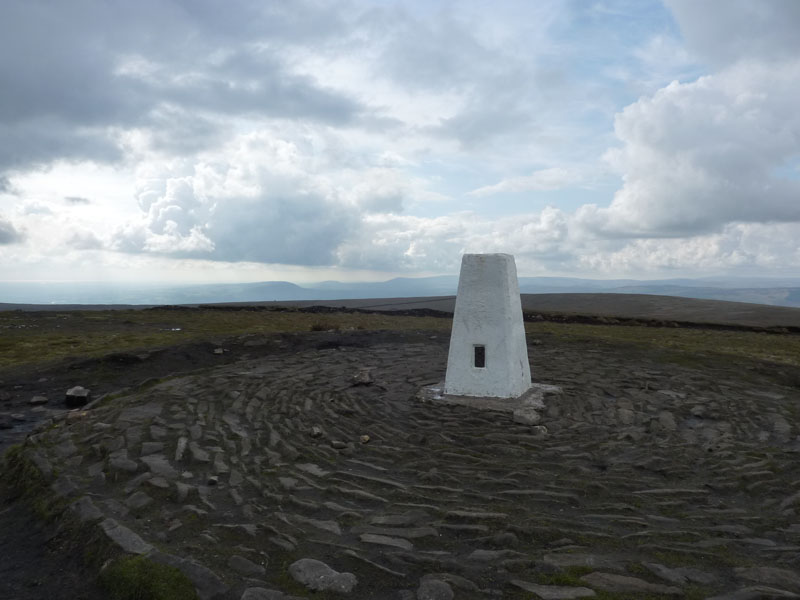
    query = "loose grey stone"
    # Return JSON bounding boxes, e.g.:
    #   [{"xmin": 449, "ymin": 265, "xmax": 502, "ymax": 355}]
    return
[
  {"xmin": 228, "ymin": 555, "xmax": 266, "ymax": 577},
  {"xmin": 141, "ymin": 442, "xmax": 164, "ymax": 456},
  {"xmin": 189, "ymin": 441, "xmax": 211, "ymax": 463},
  {"xmin": 417, "ymin": 578, "xmax": 454, "ymax": 600},
  {"xmin": 512, "ymin": 407, "xmax": 541, "ymax": 425},
  {"xmin": 360, "ymin": 533, "xmax": 413, "ymax": 550},
  {"xmin": 658, "ymin": 410, "xmax": 677, "ymax": 431},
  {"xmin": 145, "ymin": 476, "xmax": 170, "ymax": 489},
  {"xmin": 109, "ymin": 456, "xmax": 139, "ymax": 473},
  {"xmin": 150, "ymin": 425, "xmax": 168, "ymax": 440},
  {"xmin": 123, "ymin": 472, "xmax": 153, "ymax": 494},
  {"xmin": 175, "ymin": 436, "xmax": 188, "ymax": 461},
  {"xmin": 705, "ymin": 587, "xmax": 800, "ymax": 600},
  {"xmin": 241, "ymin": 589, "xmax": 290, "ymax": 600},
  {"xmin": 735, "ymin": 567, "xmax": 800, "ymax": 592},
  {"xmin": 70, "ymin": 496, "xmax": 104, "ymax": 523},
  {"xmin": 580, "ymin": 572, "xmax": 681, "ymax": 596},
  {"xmin": 53, "ymin": 439, "xmax": 79, "ymax": 459},
  {"xmin": 65, "ymin": 386, "xmax": 90, "ymax": 407},
  {"xmin": 29, "ymin": 395, "xmax": 48, "ymax": 405},
  {"xmin": 141, "ymin": 454, "xmax": 179, "ymax": 479},
  {"xmin": 542, "ymin": 554, "xmax": 623, "ymax": 571},
  {"xmin": 51, "ymin": 475, "xmax": 79, "ymax": 498},
  {"xmin": 289, "ymin": 558, "xmax": 357, "ymax": 593},
  {"xmin": 100, "ymin": 518, "xmax": 153, "ymax": 554},
  {"xmin": 126, "ymin": 491, "xmax": 154, "ymax": 511},
  {"xmin": 118, "ymin": 402, "xmax": 163, "ymax": 423},
  {"xmin": 148, "ymin": 550, "xmax": 229, "ymax": 600},
  {"xmin": 510, "ymin": 580, "xmax": 596, "ymax": 599}
]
